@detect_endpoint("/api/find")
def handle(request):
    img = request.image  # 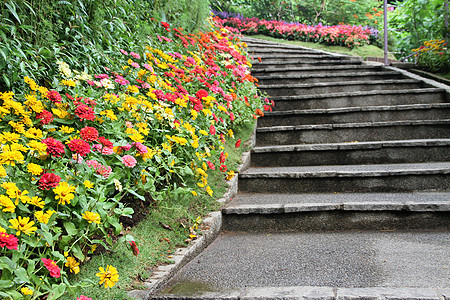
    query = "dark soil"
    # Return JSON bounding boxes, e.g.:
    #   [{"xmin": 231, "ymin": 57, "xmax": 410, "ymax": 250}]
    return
[{"xmin": 119, "ymin": 192, "xmax": 155, "ymax": 228}]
